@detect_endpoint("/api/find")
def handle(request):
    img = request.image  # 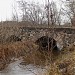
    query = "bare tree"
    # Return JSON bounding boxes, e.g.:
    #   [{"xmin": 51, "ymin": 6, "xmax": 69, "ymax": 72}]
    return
[
  {"xmin": 17, "ymin": 0, "xmax": 63, "ymax": 27},
  {"xmin": 61, "ymin": 0, "xmax": 75, "ymax": 26},
  {"xmin": 12, "ymin": 1, "xmax": 18, "ymax": 22},
  {"xmin": 17, "ymin": 0, "xmax": 46, "ymax": 26},
  {"xmin": 68, "ymin": 0, "xmax": 75, "ymax": 26},
  {"xmin": 45, "ymin": 1, "xmax": 59, "ymax": 26}
]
